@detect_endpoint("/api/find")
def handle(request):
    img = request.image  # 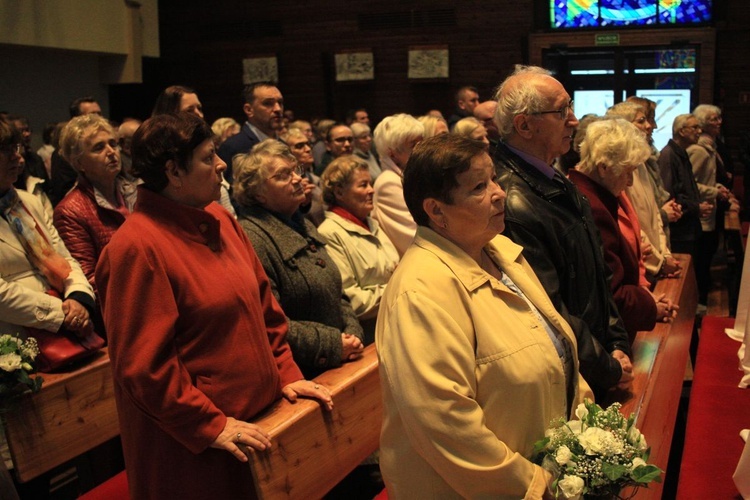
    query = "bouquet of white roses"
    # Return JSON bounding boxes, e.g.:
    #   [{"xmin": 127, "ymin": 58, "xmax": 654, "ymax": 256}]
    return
[
  {"xmin": 532, "ymin": 399, "xmax": 662, "ymax": 499},
  {"xmin": 0, "ymin": 334, "xmax": 43, "ymax": 410}
]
